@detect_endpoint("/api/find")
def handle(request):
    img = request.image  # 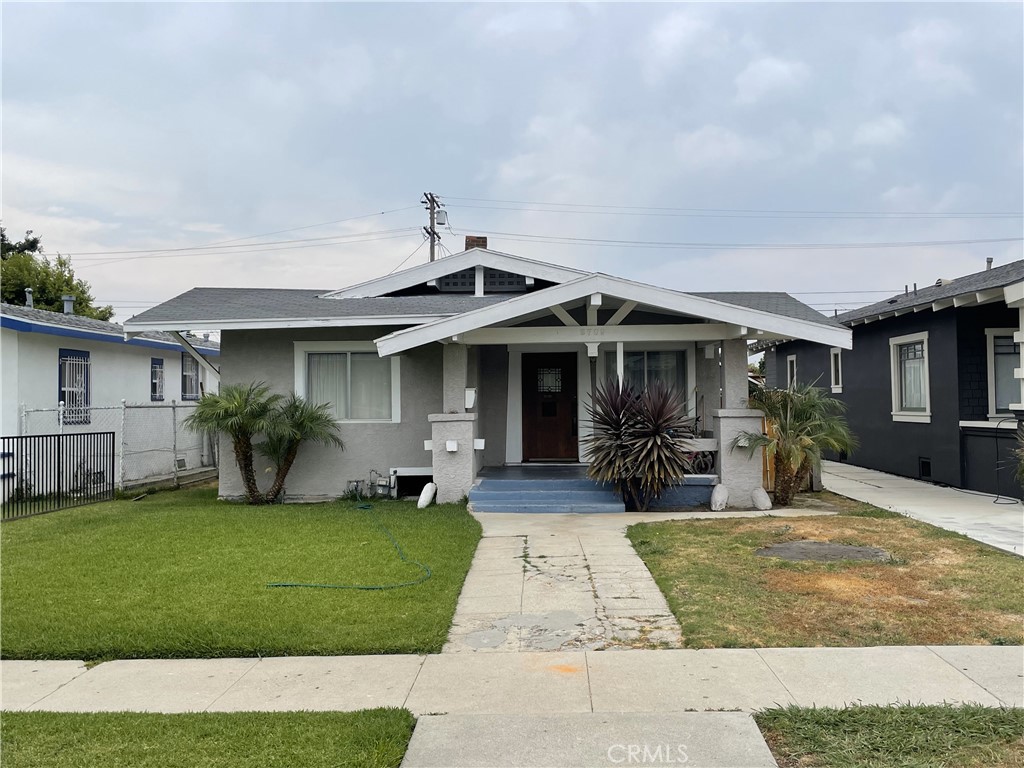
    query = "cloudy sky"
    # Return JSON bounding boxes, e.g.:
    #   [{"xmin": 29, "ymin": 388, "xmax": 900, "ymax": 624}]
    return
[{"xmin": 3, "ymin": 2, "xmax": 1022, "ymax": 322}]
